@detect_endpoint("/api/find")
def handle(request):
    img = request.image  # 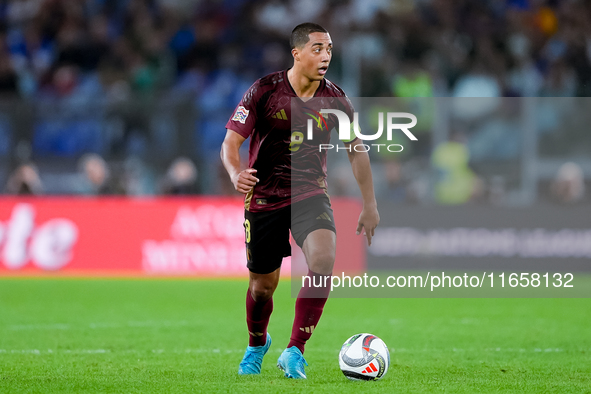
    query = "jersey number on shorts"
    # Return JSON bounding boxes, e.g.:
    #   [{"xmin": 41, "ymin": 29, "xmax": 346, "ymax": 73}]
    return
[
  {"xmin": 289, "ymin": 131, "xmax": 304, "ymax": 152},
  {"xmin": 244, "ymin": 219, "xmax": 251, "ymax": 243}
]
